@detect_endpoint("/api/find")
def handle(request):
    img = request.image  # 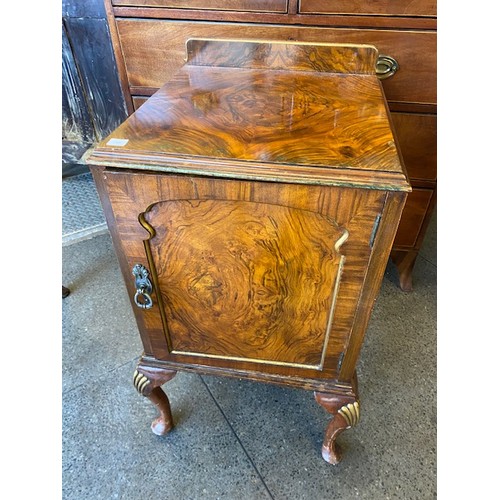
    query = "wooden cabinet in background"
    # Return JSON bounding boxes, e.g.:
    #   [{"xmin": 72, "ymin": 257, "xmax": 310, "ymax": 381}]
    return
[{"xmin": 102, "ymin": 0, "xmax": 436, "ymax": 291}]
